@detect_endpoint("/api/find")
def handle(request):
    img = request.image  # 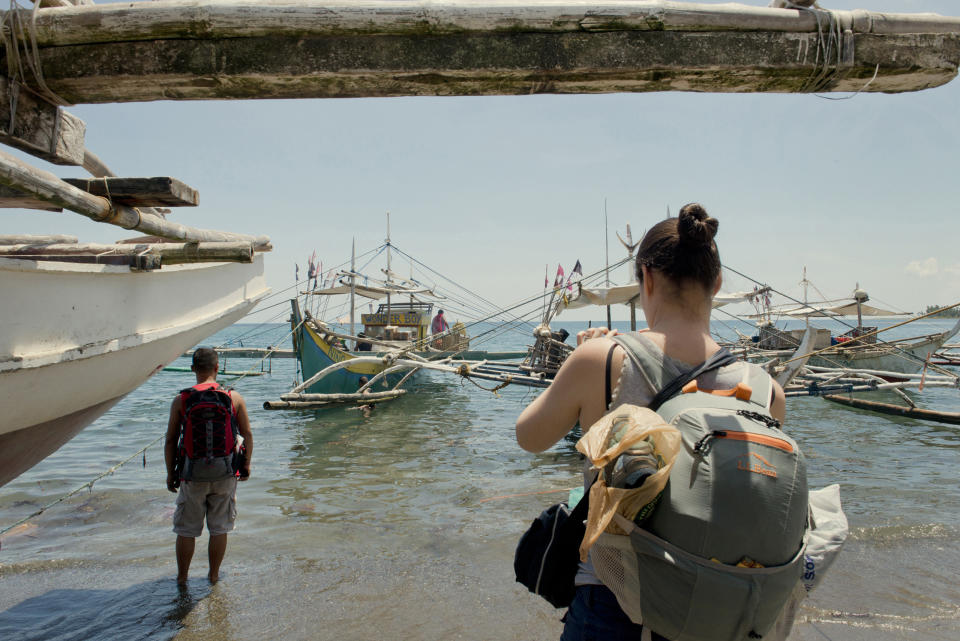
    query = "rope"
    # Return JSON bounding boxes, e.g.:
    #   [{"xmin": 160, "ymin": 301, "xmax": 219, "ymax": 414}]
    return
[
  {"xmin": 0, "ymin": 433, "xmax": 165, "ymax": 545},
  {"xmin": 455, "ymin": 363, "xmax": 514, "ymax": 395},
  {"xmin": 1, "ymin": 0, "xmax": 71, "ymax": 108}
]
